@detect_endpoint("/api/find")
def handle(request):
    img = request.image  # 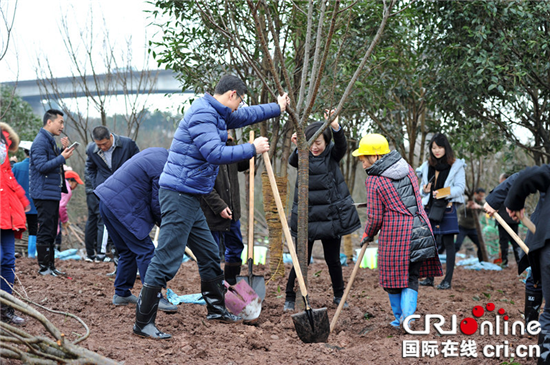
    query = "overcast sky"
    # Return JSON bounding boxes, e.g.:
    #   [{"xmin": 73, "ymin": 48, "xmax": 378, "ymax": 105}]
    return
[
  {"xmin": 0, "ymin": 0, "xmax": 191, "ymax": 114},
  {"xmin": 0, "ymin": 0, "xmax": 162, "ymax": 82}
]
